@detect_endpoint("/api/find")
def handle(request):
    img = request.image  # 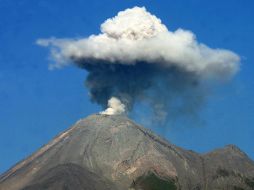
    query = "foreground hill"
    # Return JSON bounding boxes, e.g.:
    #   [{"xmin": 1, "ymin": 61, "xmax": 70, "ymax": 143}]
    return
[{"xmin": 0, "ymin": 114, "xmax": 254, "ymax": 190}]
